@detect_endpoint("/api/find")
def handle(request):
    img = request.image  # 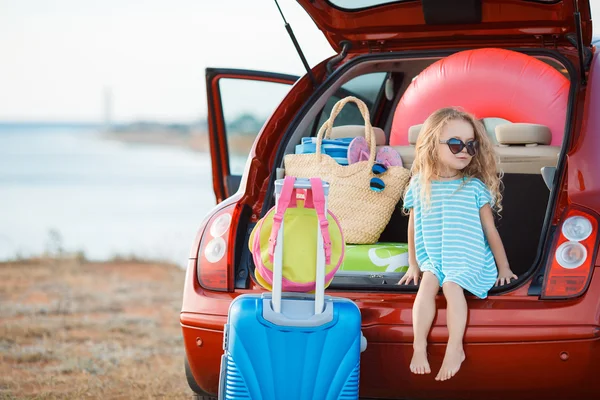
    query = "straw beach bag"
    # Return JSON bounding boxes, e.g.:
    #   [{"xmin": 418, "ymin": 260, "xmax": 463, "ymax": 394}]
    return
[{"xmin": 284, "ymin": 96, "xmax": 410, "ymax": 244}]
